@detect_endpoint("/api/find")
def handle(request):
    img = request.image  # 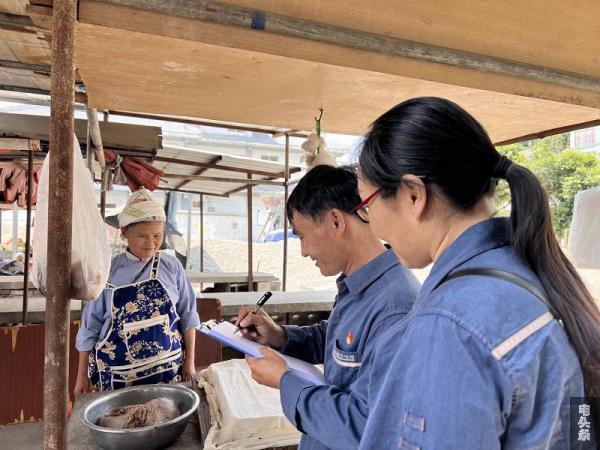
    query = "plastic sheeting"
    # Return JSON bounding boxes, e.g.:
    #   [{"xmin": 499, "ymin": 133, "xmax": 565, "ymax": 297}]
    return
[
  {"xmin": 568, "ymin": 186, "xmax": 600, "ymax": 269},
  {"xmin": 31, "ymin": 138, "xmax": 112, "ymax": 300},
  {"xmin": 197, "ymin": 359, "xmax": 300, "ymax": 449}
]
